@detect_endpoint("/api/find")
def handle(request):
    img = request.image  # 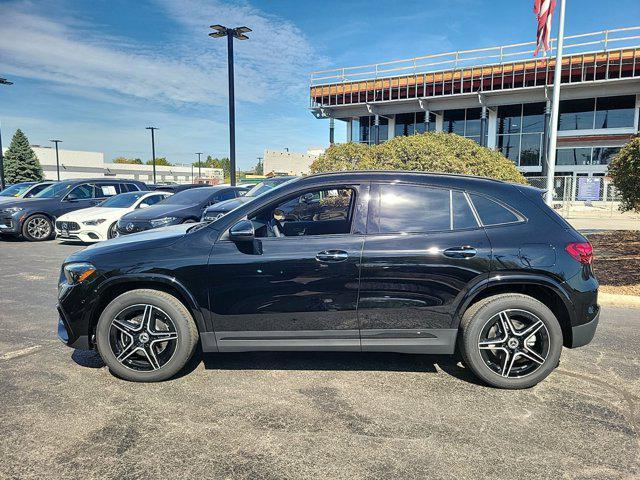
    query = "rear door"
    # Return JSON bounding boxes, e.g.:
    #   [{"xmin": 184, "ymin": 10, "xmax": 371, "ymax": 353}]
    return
[{"xmin": 359, "ymin": 182, "xmax": 492, "ymax": 353}]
